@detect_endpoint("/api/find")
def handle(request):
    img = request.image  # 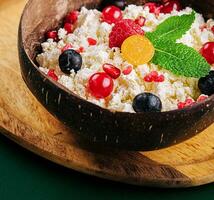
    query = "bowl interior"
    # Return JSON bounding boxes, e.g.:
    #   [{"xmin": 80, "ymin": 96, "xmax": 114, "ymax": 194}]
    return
[{"xmin": 21, "ymin": 0, "xmax": 214, "ymax": 62}]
